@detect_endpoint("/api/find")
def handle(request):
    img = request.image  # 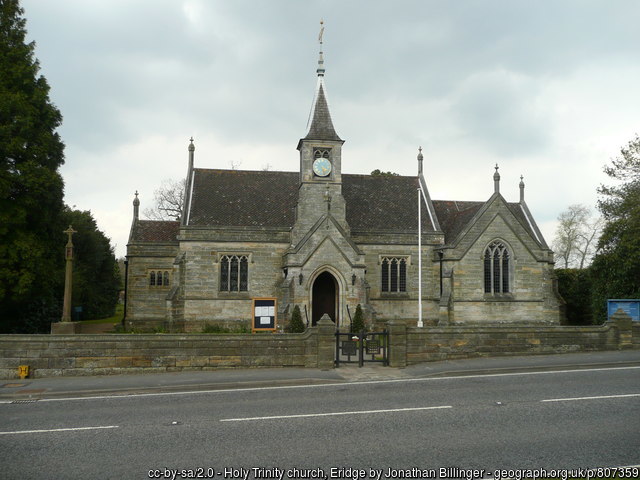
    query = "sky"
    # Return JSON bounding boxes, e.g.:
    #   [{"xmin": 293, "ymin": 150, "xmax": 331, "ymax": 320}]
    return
[{"xmin": 21, "ymin": 0, "xmax": 640, "ymax": 258}]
